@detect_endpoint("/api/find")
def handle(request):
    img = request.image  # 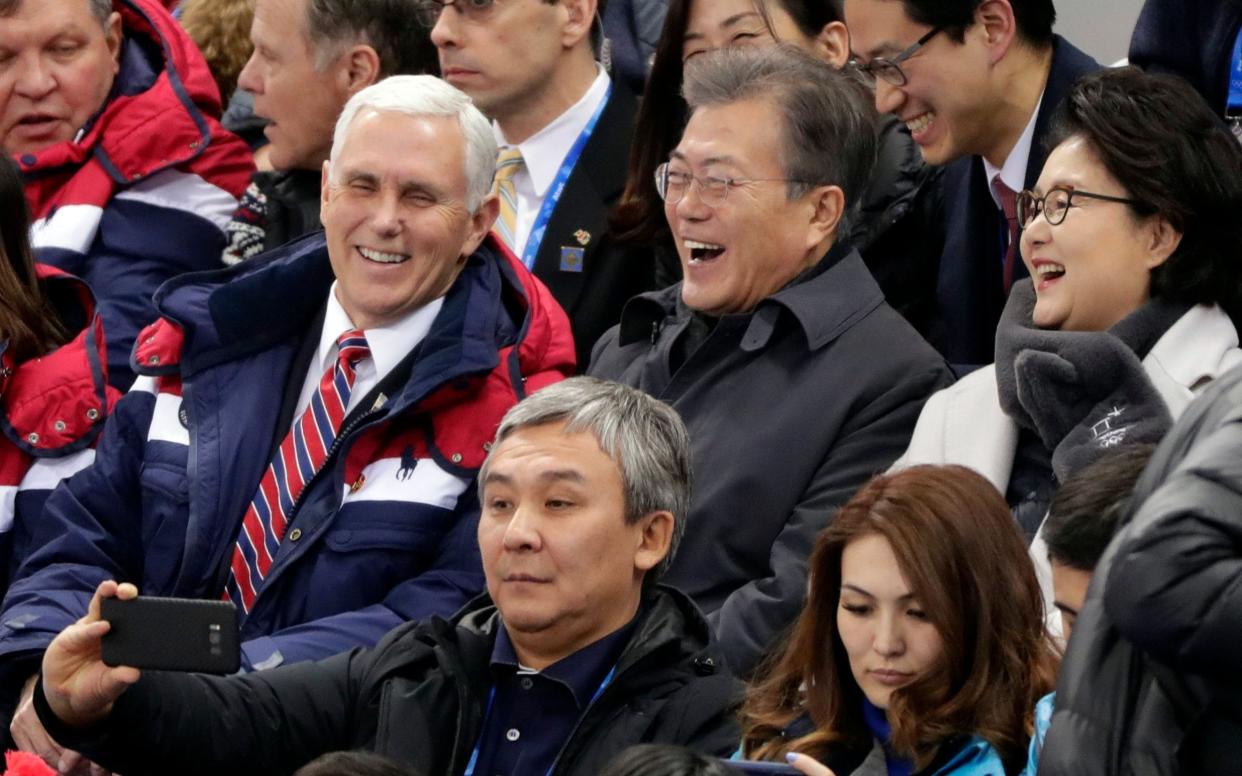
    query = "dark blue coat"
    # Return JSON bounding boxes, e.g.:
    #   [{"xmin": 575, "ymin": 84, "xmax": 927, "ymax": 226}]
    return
[
  {"xmin": 934, "ymin": 36, "xmax": 1100, "ymax": 367},
  {"xmin": 0, "ymin": 232, "xmax": 574, "ymax": 682}
]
